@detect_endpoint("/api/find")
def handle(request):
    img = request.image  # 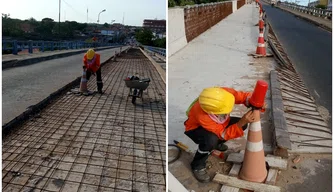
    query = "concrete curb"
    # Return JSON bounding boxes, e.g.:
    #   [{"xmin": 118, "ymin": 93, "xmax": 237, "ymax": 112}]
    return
[
  {"xmin": 2, "ymin": 46, "xmax": 121, "ymax": 70},
  {"xmin": 276, "ymin": 6, "xmax": 332, "ymax": 32},
  {"xmin": 270, "ymin": 70, "xmax": 291, "ymax": 157},
  {"xmin": 139, "ymin": 47, "xmax": 166, "ymax": 85},
  {"xmin": 2, "ymin": 47, "xmax": 129, "ymax": 137}
]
